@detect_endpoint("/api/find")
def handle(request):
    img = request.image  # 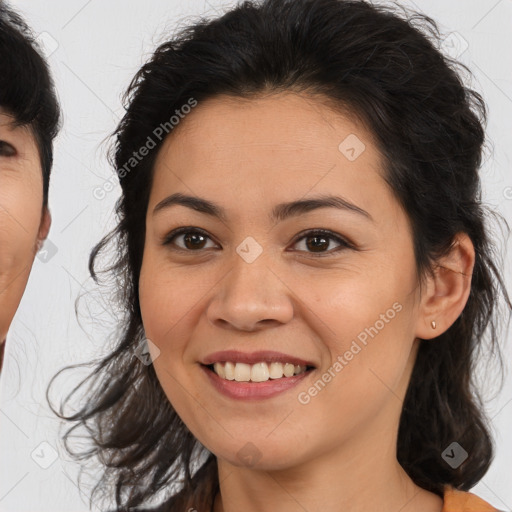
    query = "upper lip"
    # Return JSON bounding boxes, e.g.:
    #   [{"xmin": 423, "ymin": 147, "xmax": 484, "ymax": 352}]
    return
[{"xmin": 201, "ymin": 350, "xmax": 316, "ymax": 368}]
